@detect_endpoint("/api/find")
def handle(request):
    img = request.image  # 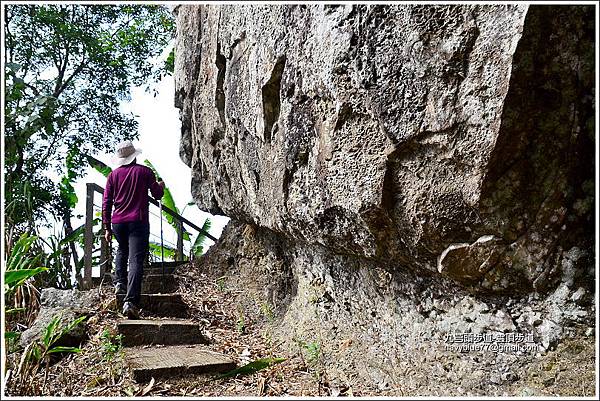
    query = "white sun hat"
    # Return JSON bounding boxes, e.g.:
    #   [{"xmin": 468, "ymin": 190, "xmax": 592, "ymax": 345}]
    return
[{"xmin": 112, "ymin": 140, "xmax": 142, "ymax": 167}]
